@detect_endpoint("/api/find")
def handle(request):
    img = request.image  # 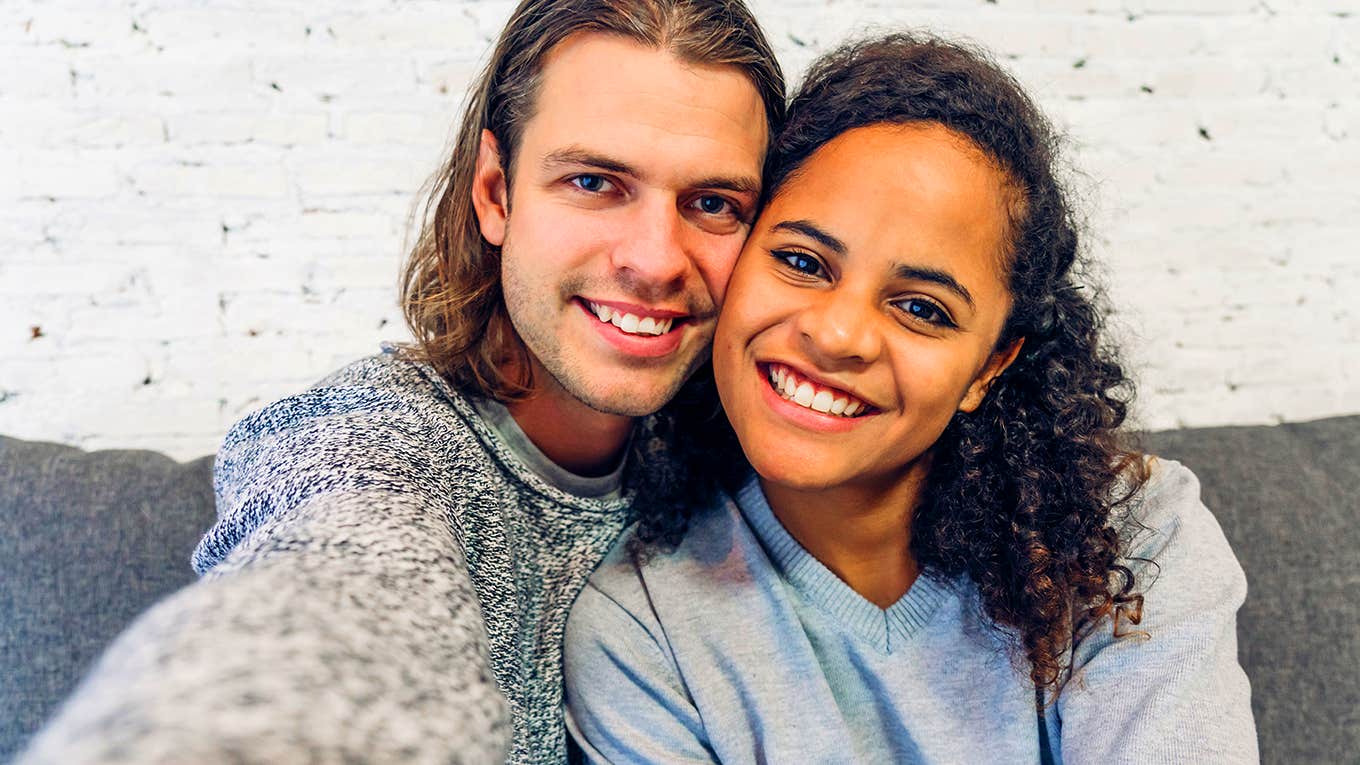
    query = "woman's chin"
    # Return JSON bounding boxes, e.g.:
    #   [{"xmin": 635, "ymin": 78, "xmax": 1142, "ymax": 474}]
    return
[{"xmin": 746, "ymin": 451, "xmax": 850, "ymax": 495}]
